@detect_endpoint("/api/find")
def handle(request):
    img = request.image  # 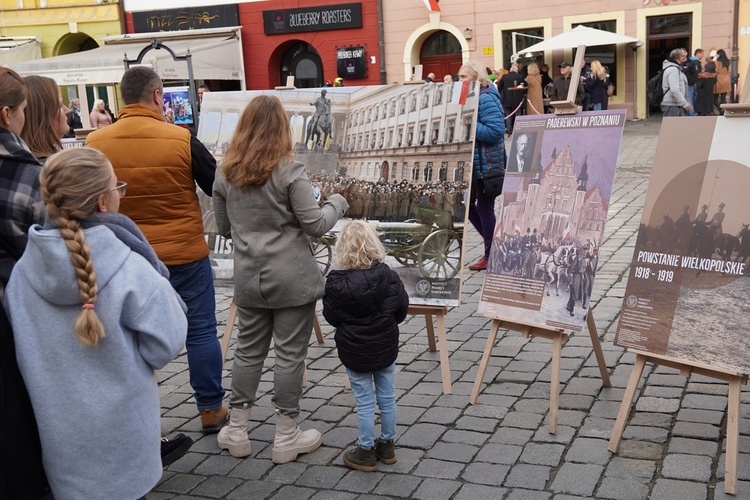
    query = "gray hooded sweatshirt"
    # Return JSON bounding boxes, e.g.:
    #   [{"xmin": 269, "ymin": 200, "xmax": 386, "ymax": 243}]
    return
[{"xmin": 5, "ymin": 224, "xmax": 187, "ymax": 500}]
